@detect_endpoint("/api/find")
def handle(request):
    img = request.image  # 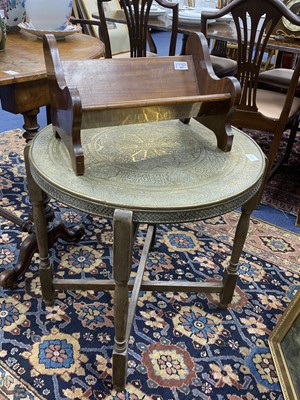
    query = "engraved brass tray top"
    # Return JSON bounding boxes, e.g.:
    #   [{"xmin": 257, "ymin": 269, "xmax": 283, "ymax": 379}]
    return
[{"xmin": 29, "ymin": 120, "xmax": 265, "ymax": 223}]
